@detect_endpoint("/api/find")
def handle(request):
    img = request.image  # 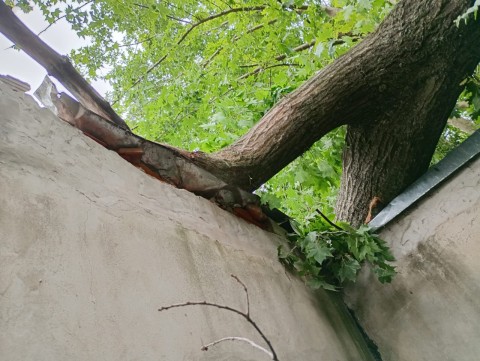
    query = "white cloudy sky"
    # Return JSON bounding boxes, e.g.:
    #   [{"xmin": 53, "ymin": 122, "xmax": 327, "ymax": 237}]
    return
[{"xmin": 0, "ymin": 5, "xmax": 109, "ymax": 96}]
